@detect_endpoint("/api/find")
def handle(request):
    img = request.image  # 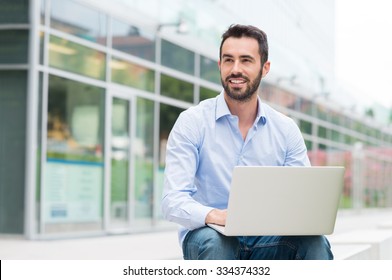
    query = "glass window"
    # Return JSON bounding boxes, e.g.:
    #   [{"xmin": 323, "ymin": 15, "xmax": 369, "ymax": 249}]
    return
[
  {"xmin": 43, "ymin": 75, "xmax": 105, "ymax": 233},
  {"xmin": 135, "ymin": 97, "xmax": 155, "ymax": 220},
  {"xmin": 160, "ymin": 74, "xmax": 193, "ymax": 103},
  {"xmin": 200, "ymin": 86, "xmax": 219, "ymax": 101},
  {"xmin": 200, "ymin": 55, "xmax": 220, "ymax": 84},
  {"xmin": 159, "ymin": 103, "xmax": 184, "ymax": 167},
  {"xmin": 0, "ymin": 70, "xmax": 27, "ymax": 234},
  {"xmin": 0, "ymin": 0, "xmax": 29, "ymax": 24},
  {"xmin": 50, "ymin": 0, "xmax": 107, "ymax": 45},
  {"xmin": 0, "ymin": 30, "xmax": 29, "ymax": 64},
  {"xmin": 316, "ymin": 105, "xmax": 329, "ymax": 121},
  {"xmin": 111, "ymin": 57, "xmax": 155, "ymax": 92},
  {"xmin": 375, "ymin": 129, "xmax": 381, "ymax": 140},
  {"xmin": 299, "ymin": 98, "xmax": 313, "ymax": 115},
  {"xmin": 319, "ymin": 143, "xmax": 327, "ymax": 150},
  {"xmin": 353, "ymin": 120, "xmax": 365, "ymax": 134},
  {"xmin": 112, "ymin": 19, "xmax": 155, "ymax": 62},
  {"xmin": 369, "ymin": 127, "xmax": 377, "ymax": 138},
  {"xmin": 382, "ymin": 133, "xmax": 387, "ymax": 143},
  {"xmin": 46, "ymin": 75, "xmax": 105, "ymax": 164},
  {"xmin": 344, "ymin": 133, "xmax": 355, "ymax": 145},
  {"xmin": 343, "ymin": 116, "xmax": 353, "ymax": 129},
  {"xmin": 161, "ymin": 39, "xmax": 194, "ymax": 75},
  {"xmin": 318, "ymin": 126, "xmax": 327, "ymax": 139},
  {"xmin": 331, "ymin": 129, "xmax": 341, "ymax": 143},
  {"xmin": 156, "ymin": 103, "xmax": 184, "ymax": 219},
  {"xmin": 331, "ymin": 111, "xmax": 342, "ymax": 125},
  {"xmin": 40, "ymin": 0, "xmax": 45, "ymax": 24},
  {"xmin": 305, "ymin": 140, "xmax": 313, "ymax": 151},
  {"xmin": 383, "ymin": 133, "xmax": 391, "ymax": 144},
  {"xmin": 299, "ymin": 119, "xmax": 312, "ymax": 135},
  {"xmin": 281, "ymin": 91, "xmax": 296, "ymax": 109},
  {"xmin": 49, "ymin": 35, "xmax": 106, "ymax": 80},
  {"xmin": 39, "ymin": 32, "xmax": 44, "ymax": 65},
  {"xmin": 266, "ymin": 85, "xmax": 277, "ymax": 103},
  {"xmin": 110, "ymin": 97, "xmax": 130, "ymax": 227},
  {"xmin": 264, "ymin": 86, "xmax": 296, "ymax": 109}
]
